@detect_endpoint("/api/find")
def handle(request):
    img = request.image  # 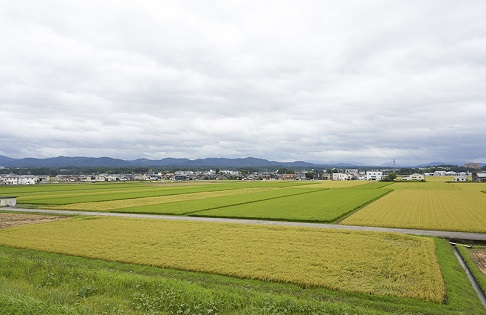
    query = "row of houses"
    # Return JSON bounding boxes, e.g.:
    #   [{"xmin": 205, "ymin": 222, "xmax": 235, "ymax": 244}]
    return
[{"xmin": 3, "ymin": 170, "xmax": 486, "ymax": 185}]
